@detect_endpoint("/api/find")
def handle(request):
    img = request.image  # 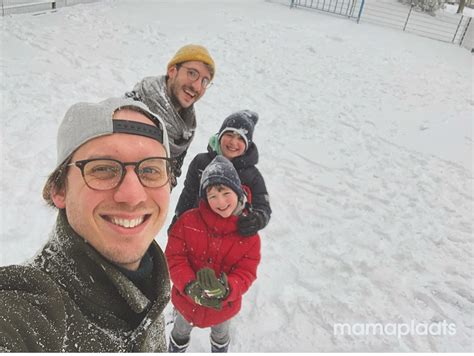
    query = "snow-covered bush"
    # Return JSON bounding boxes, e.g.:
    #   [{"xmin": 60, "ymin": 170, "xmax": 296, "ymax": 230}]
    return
[{"xmin": 398, "ymin": 0, "xmax": 447, "ymax": 13}]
